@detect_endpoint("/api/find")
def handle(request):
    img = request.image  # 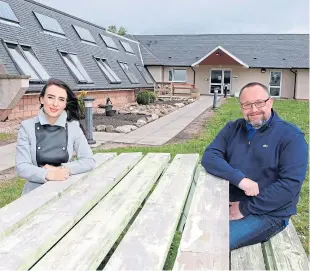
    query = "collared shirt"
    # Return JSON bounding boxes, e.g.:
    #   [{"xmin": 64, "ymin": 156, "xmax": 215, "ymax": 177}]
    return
[
  {"xmin": 245, "ymin": 111, "xmax": 274, "ymax": 141},
  {"xmin": 38, "ymin": 108, "xmax": 67, "ymax": 127}
]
